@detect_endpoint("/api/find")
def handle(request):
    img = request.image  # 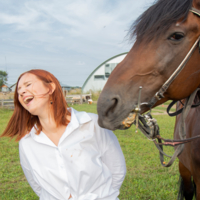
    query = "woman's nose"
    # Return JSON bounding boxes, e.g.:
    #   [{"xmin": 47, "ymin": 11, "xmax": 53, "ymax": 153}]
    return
[{"xmin": 18, "ymin": 87, "xmax": 26, "ymax": 96}]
